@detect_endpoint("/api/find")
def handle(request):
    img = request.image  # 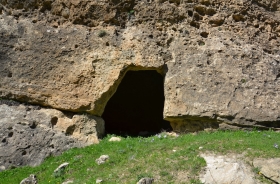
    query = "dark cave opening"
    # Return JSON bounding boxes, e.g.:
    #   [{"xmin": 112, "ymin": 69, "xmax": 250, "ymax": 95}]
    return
[{"xmin": 102, "ymin": 70, "xmax": 172, "ymax": 136}]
